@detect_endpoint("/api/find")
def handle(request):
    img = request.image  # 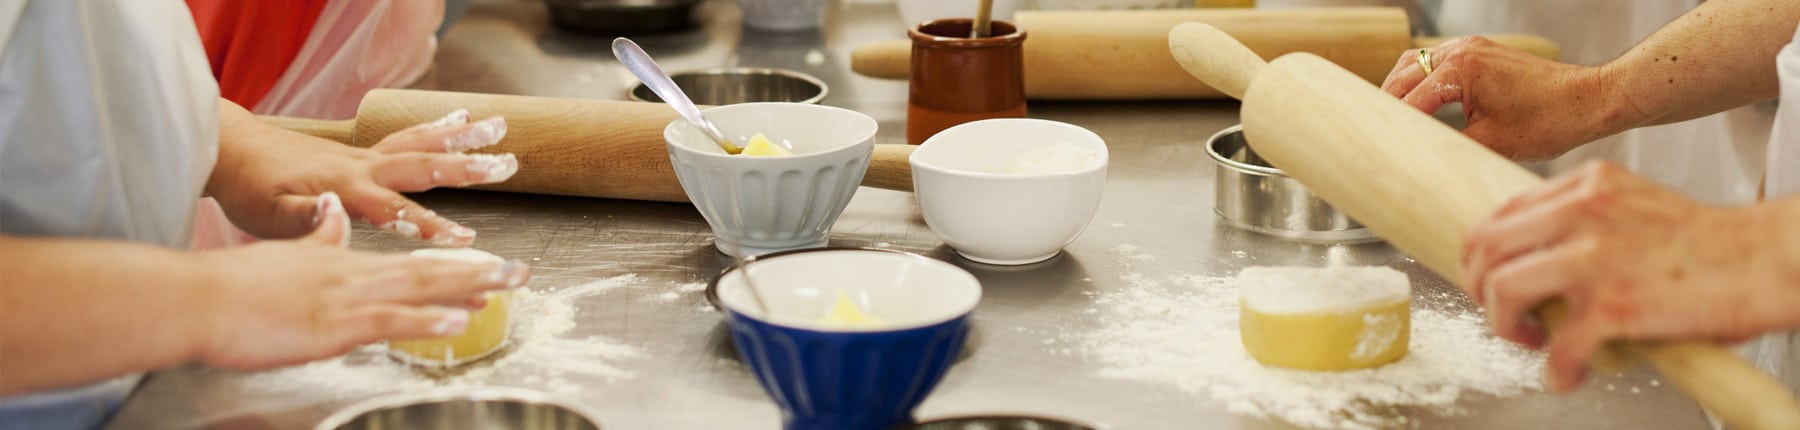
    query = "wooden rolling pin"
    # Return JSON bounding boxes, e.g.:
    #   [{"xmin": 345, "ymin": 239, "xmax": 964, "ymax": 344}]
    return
[
  {"xmin": 262, "ymin": 89, "xmax": 916, "ymax": 202},
  {"xmin": 1168, "ymin": 23, "xmax": 1800, "ymax": 429},
  {"xmin": 851, "ymin": 8, "xmax": 1560, "ymax": 100}
]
